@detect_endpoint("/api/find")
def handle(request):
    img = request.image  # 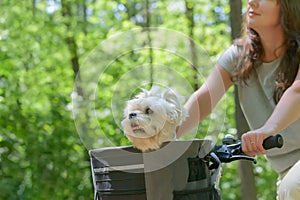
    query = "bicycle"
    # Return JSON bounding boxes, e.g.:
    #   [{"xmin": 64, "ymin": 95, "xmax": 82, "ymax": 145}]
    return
[{"xmin": 89, "ymin": 134, "xmax": 283, "ymax": 200}]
